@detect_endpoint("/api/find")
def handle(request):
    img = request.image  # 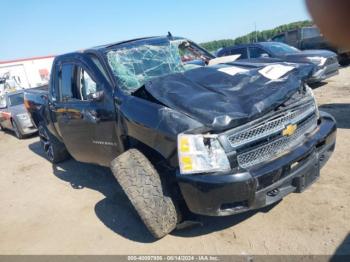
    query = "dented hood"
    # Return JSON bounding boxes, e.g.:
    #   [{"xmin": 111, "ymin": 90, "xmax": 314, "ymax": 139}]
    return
[{"xmin": 144, "ymin": 63, "xmax": 314, "ymax": 131}]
